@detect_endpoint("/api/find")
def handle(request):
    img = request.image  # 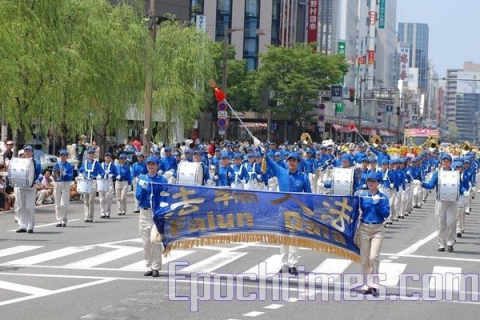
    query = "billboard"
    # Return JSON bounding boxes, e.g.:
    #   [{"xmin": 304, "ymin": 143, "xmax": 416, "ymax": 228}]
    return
[
  {"xmin": 307, "ymin": 0, "xmax": 319, "ymax": 43},
  {"xmin": 398, "ymin": 46, "xmax": 410, "ymax": 81}
]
